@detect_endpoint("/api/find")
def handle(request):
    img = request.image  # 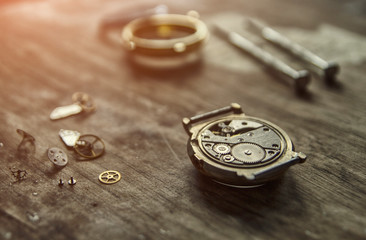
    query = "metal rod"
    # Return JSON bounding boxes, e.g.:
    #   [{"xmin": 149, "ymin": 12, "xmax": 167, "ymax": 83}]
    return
[
  {"xmin": 215, "ymin": 25, "xmax": 310, "ymax": 92},
  {"xmin": 248, "ymin": 19, "xmax": 339, "ymax": 83}
]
